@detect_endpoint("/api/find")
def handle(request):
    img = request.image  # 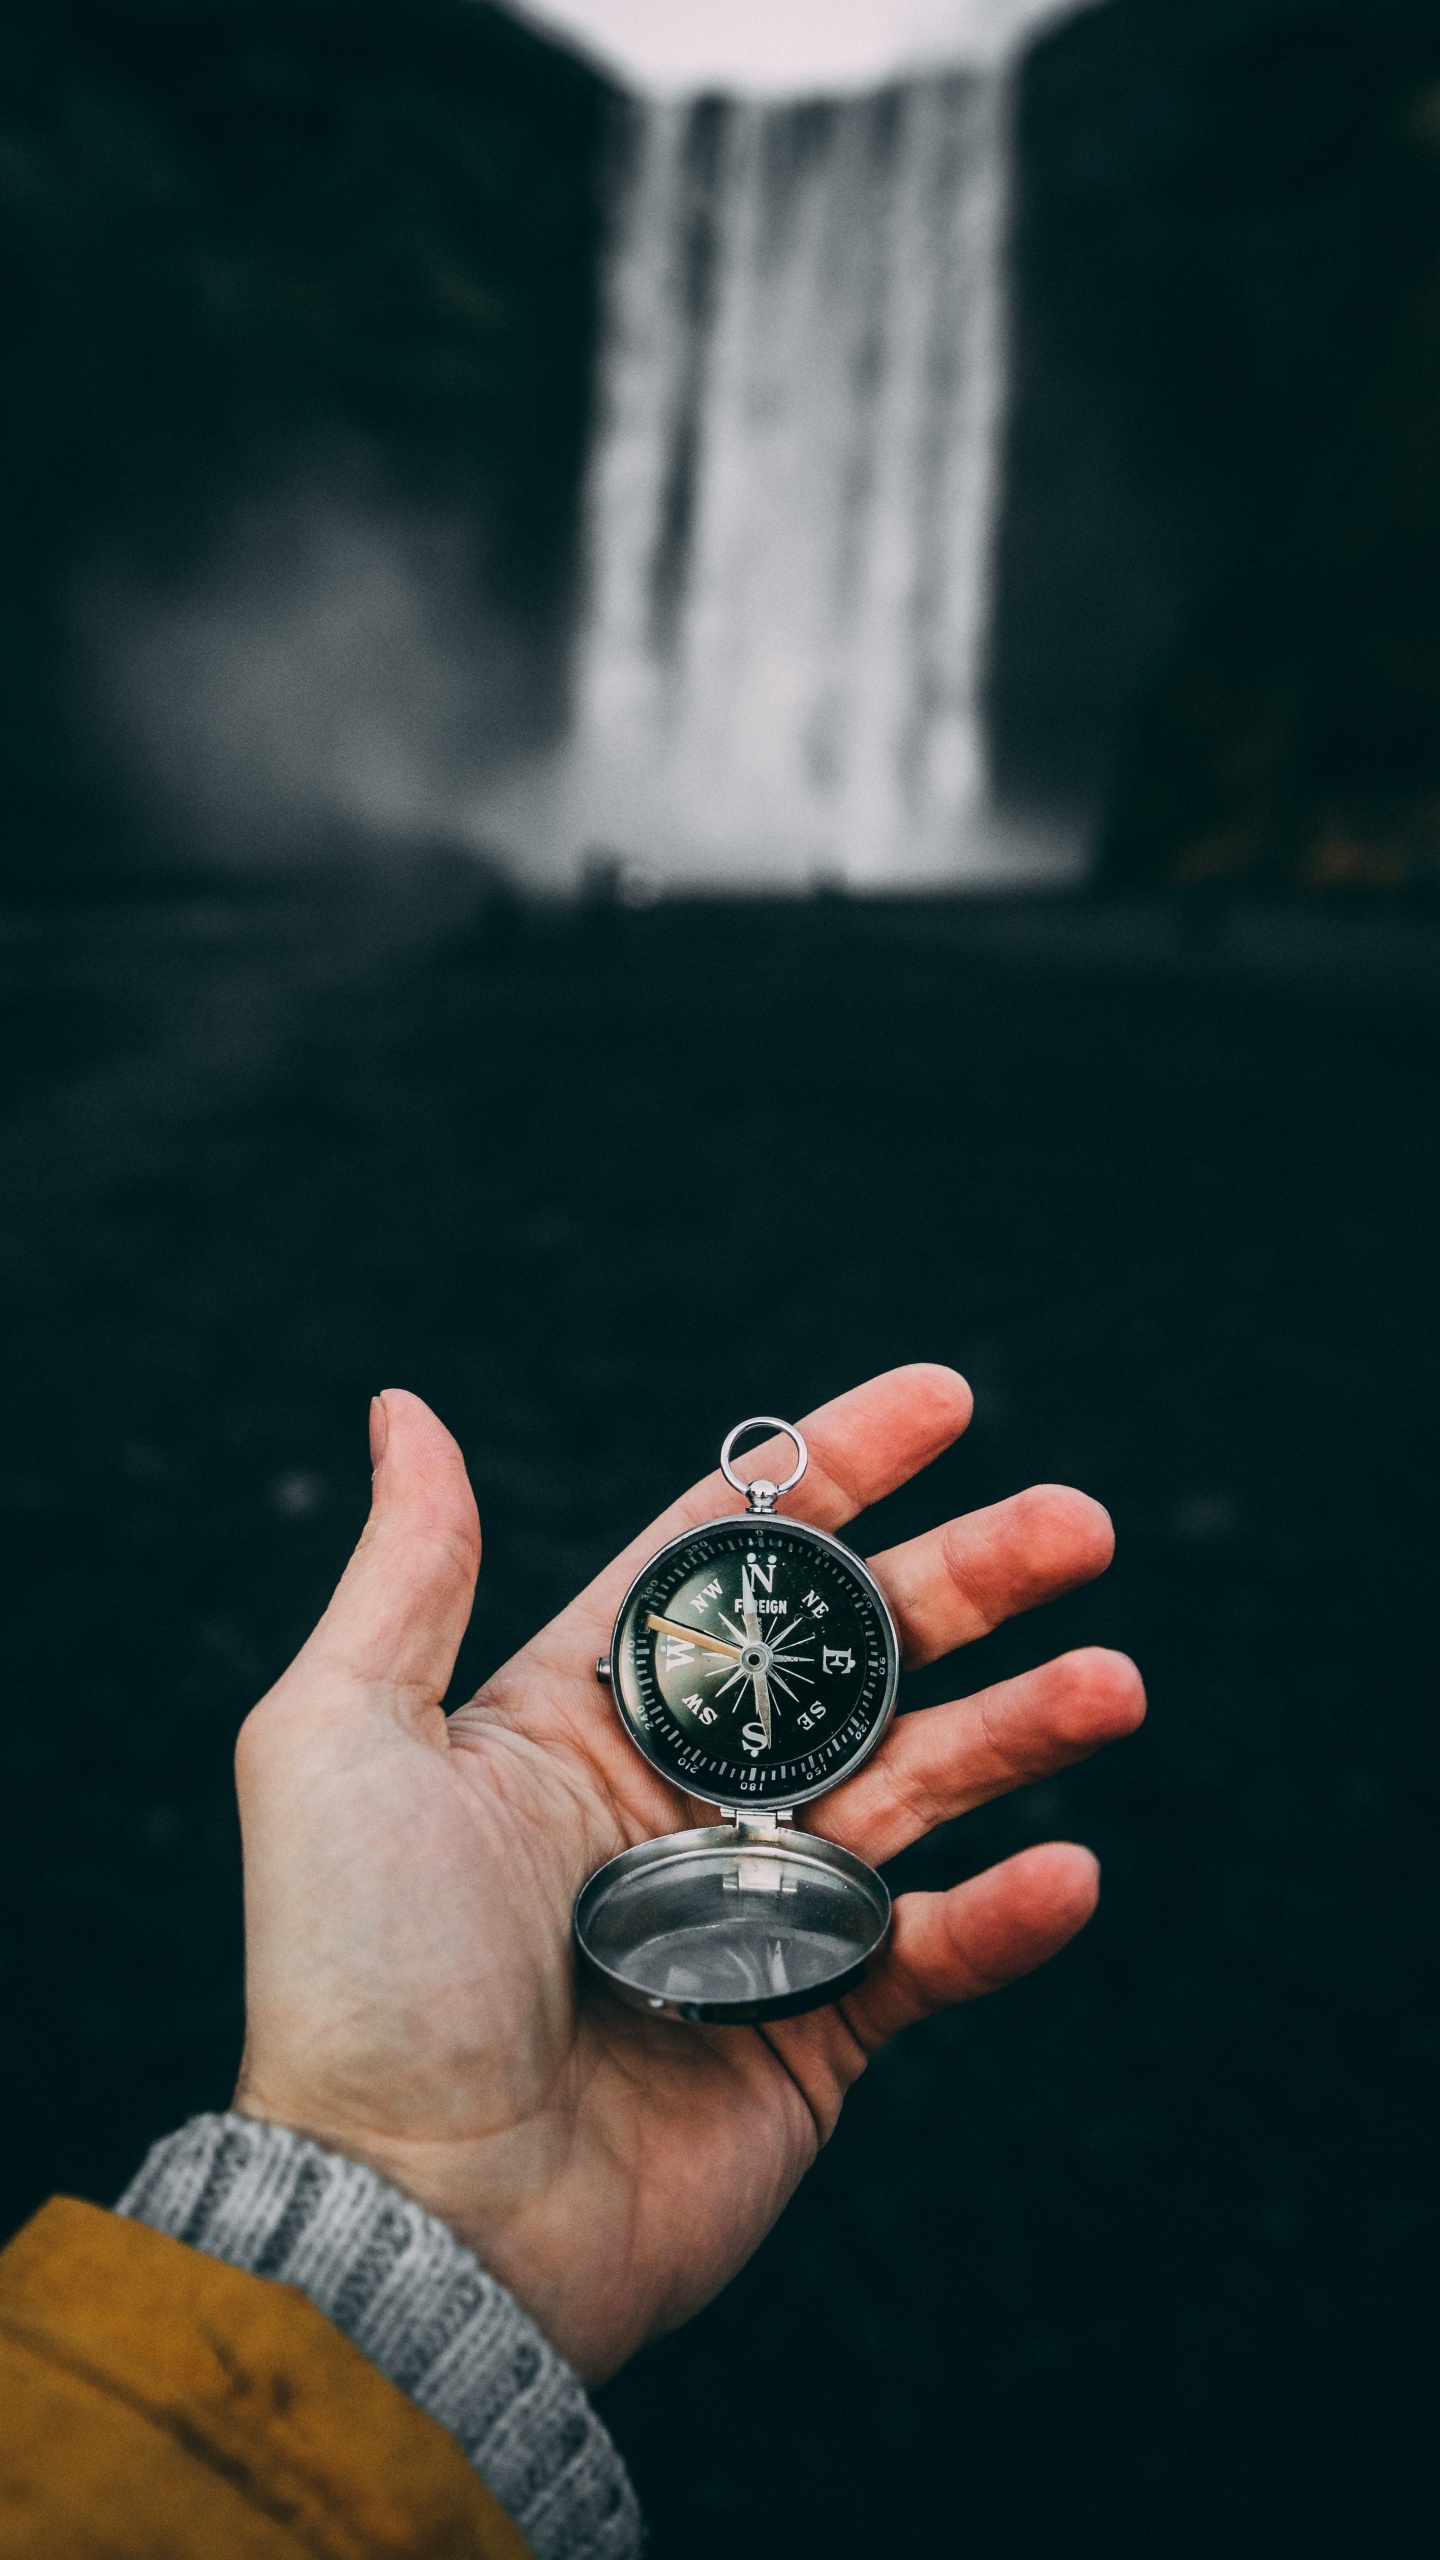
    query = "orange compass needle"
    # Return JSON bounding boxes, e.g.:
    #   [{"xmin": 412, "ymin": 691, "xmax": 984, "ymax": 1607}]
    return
[{"xmin": 644, "ymin": 1612, "xmax": 743, "ymax": 1661}]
